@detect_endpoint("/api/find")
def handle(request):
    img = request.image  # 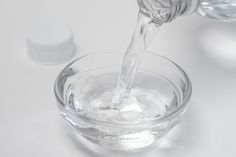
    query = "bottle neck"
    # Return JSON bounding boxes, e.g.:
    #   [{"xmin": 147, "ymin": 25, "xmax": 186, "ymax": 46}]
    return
[{"xmin": 138, "ymin": 0, "xmax": 200, "ymax": 24}]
